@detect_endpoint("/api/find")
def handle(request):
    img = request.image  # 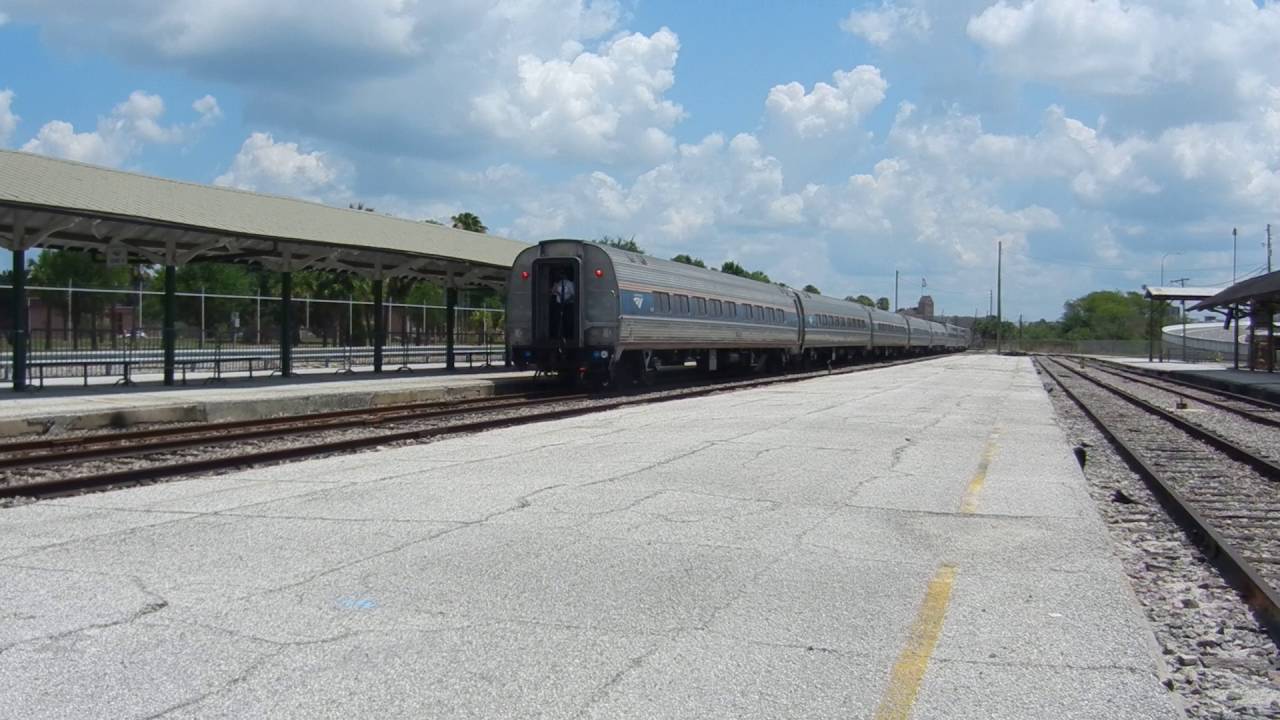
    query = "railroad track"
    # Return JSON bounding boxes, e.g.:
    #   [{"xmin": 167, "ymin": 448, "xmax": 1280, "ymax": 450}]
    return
[
  {"xmin": 0, "ymin": 353, "xmax": 954, "ymax": 501},
  {"xmin": 1036, "ymin": 356, "xmax": 1280, "ymax": 642},
  {"xmin": 1081, "ymin": 358, "xmax": 1280, "ymax": 428}
]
